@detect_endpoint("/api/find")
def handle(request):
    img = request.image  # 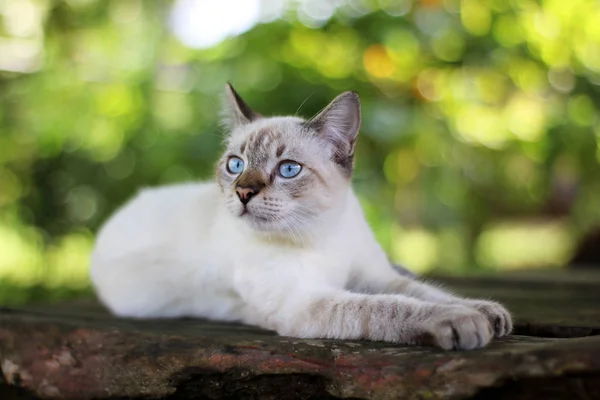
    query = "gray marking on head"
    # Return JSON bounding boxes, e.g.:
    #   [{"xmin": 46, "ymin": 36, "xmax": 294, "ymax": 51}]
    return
[
  {"xmin": 247, "ymin": 128, "xmax": 281, "ymax": 167},
  {"xmin": 276, "ymin": 143, "xmax": 286, "ymax": 158}
]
